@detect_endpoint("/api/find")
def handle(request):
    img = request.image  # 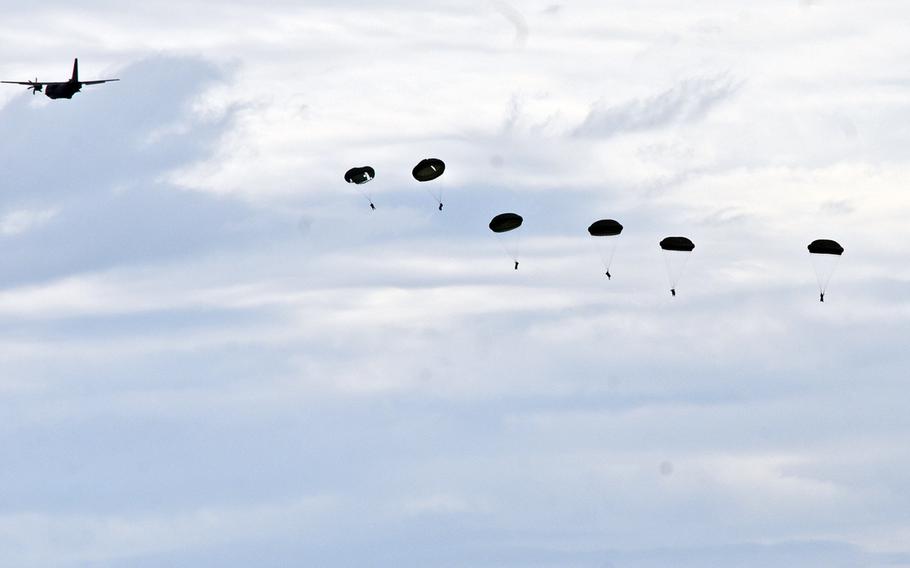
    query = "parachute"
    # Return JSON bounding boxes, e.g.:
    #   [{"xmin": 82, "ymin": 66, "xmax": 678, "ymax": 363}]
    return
[
  {"xmin": 344, "ymin": 166, "xmax": 376, "ymax": 210},
  {"xmin": 588, "ymin": 219, "xmax": 623, "ymax": 279},
  {"xmin": 808, "ymin": 239, "xmax": 844, "ymax": 302},
  {"xmin": 659, "ymin": 236, "xmax": 695, "ymax": 252},
  {"xmin": 489, "ymin": 213, "xmax": 523, "ymax": 233},
  {"xmin": 808, "ymin": 239, "xmax": 844, "ymax": 255},
  {"xmin": 344, "ymin": 166, "xmax": 375, "ymax": 184},
  {"xmin": 412, "ymin": 158, "xmax": 445, "ymax": 182},
  {"xmin": 659, "ymin": 236, "xmax": 694, "ymax": 296},
  {"xmin": 489, "ymin": 213, "xmax": 523, "ymax": 269},
  {"xmin": 588, "ymin": 219, "xmax": 623, "ymax": 237},
  {"xmin": 413, "ymin": 158, "xmax": 446, "ymax": 210}
]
